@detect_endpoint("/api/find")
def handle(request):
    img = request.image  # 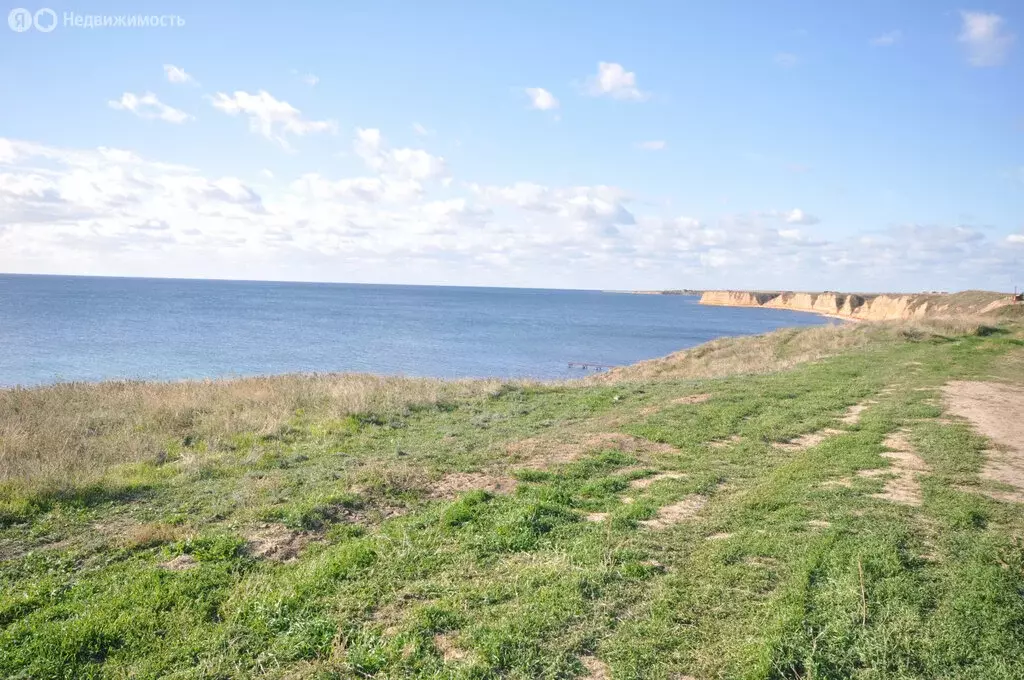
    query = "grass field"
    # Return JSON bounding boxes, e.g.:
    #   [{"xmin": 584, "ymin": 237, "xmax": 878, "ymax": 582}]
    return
[{"xmin": 2, "ymin": 318, "xmax": 1024, "ymax": 679}]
